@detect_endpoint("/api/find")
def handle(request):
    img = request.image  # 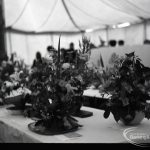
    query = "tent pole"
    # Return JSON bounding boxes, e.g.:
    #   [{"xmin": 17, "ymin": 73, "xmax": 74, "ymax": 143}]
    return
[
  {"xmin": 106, "ymin": 25, "xmax": 109, "ymax": 47},
  {"xmin": 50, "ymin": 34, "xmax": 54, "ymax": 47},
  {"xmin": 8, "ymin": 31, "xmax": 13, "ymax": 55},
  {"xmin": 25, "ymin": 35, "xmax": 30, "ymax": 63},
  {"xmin": 143, "ymin": 20, "xmax": 147, "ymax": 41},
  {"xmin": 61, "ymin": 0, "xmax": 84, "ymax": 33},
  {"xmin": 0, "ymin": 0, "xmax": 7, "ymax": 61}
]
